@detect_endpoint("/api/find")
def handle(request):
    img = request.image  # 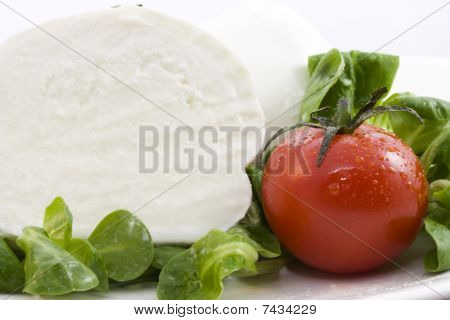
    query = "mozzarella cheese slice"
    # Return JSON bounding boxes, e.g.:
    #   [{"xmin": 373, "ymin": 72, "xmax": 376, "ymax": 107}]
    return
[
  {"xmin": 0, "ymin": 6, "xmax": 264, "ymax": 243},
  {"xmin": 206, "ymin": 0, "xmax": 330, "ymax": 130}
]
